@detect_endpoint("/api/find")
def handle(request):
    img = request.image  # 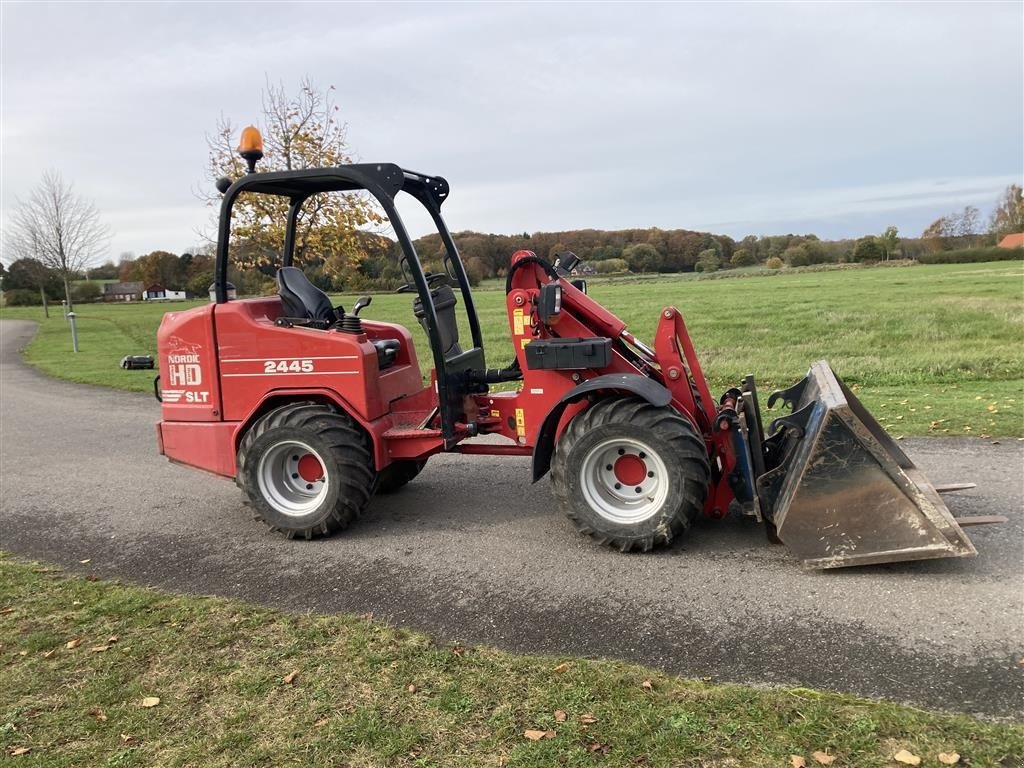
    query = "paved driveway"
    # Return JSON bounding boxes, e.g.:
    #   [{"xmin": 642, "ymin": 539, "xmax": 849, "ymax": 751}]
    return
[{"xmin": 1, "ymin": 319, "xmax": 1021, "ymax": 716}]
